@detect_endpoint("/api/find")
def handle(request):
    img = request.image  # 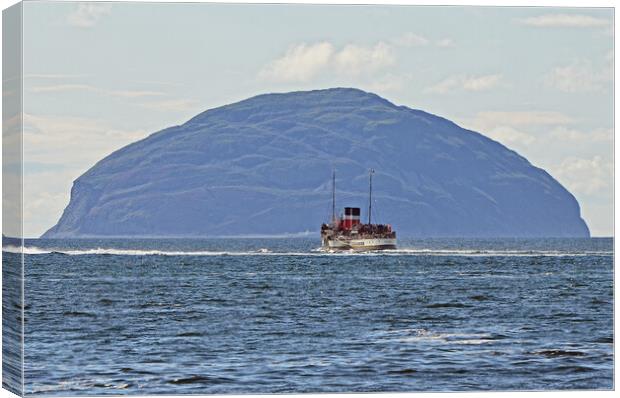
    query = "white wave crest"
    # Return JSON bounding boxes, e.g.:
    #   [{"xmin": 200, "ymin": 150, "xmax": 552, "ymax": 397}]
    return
[
  {"xmin": 1, "ymin": 245, "xmax": 612, "ymax": 257},
  {"xmin": 371, "ymin": 328, "xmax": 497, "ymax": 345},
  {"xmin": 2, "ymin": 245, "xmax": 284, "ymax": 257}
]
